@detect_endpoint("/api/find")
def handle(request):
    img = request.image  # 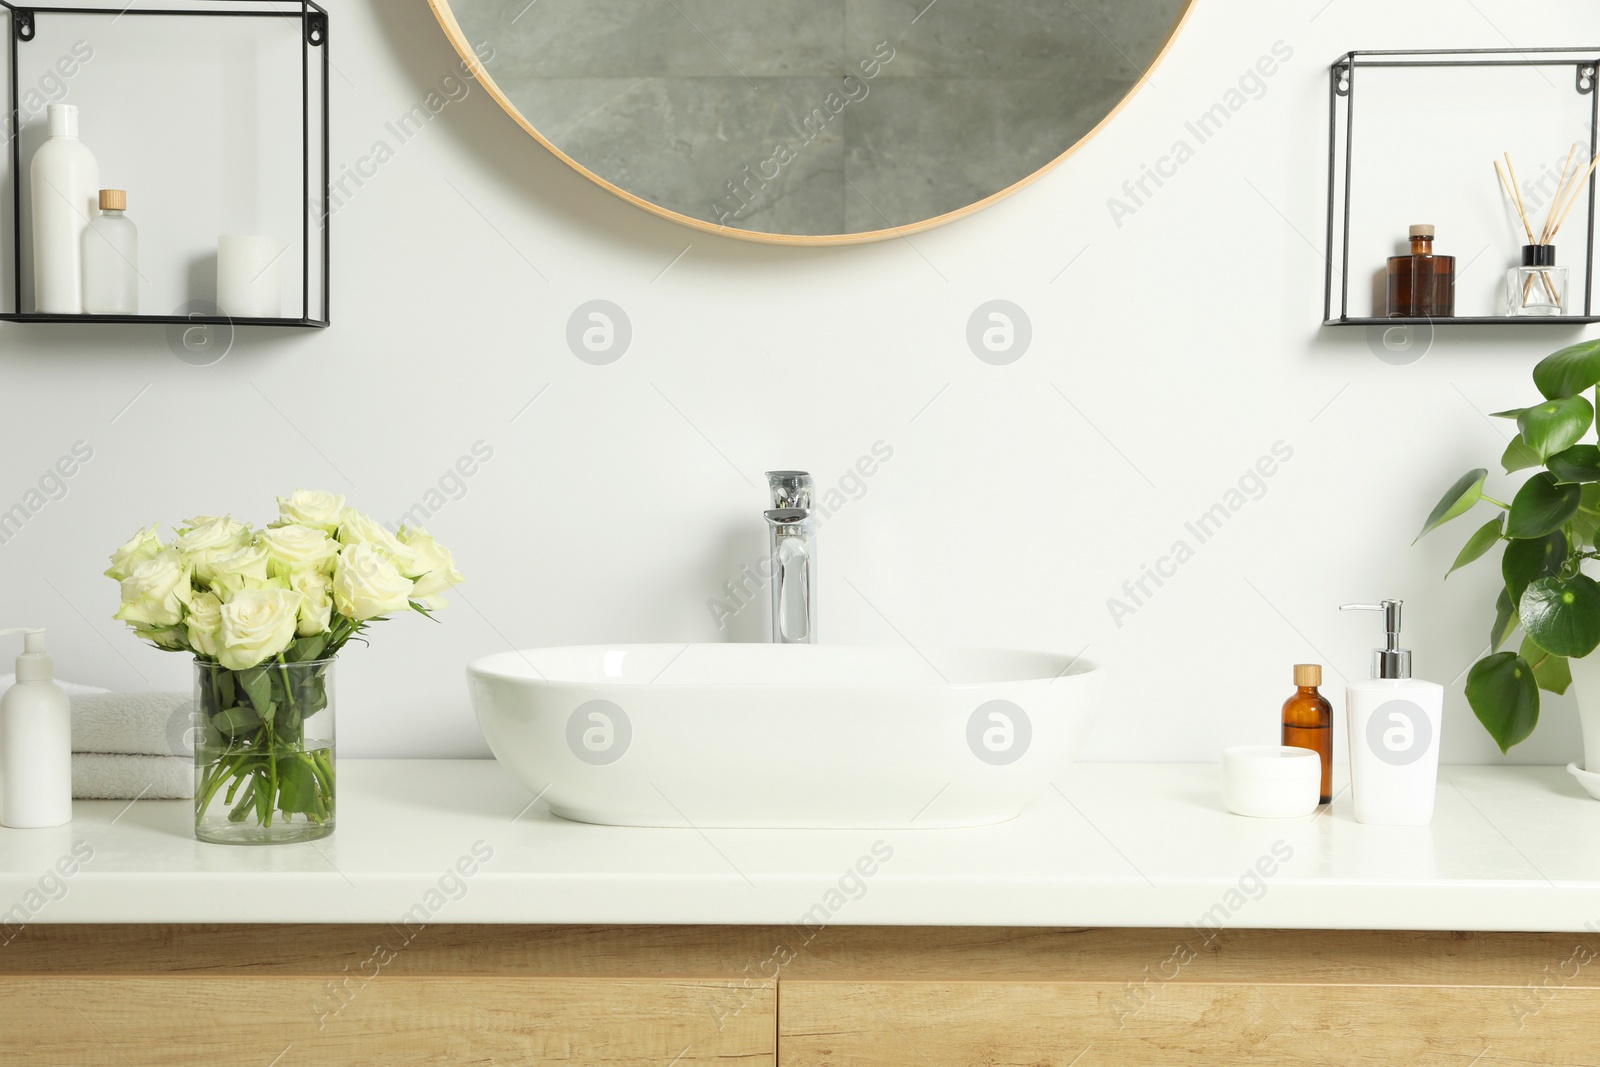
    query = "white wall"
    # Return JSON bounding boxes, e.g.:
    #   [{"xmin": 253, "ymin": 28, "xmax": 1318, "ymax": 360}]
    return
[{"xmin": 1, "ymin": 0, "xmax": 1595, "ymax": 765}]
